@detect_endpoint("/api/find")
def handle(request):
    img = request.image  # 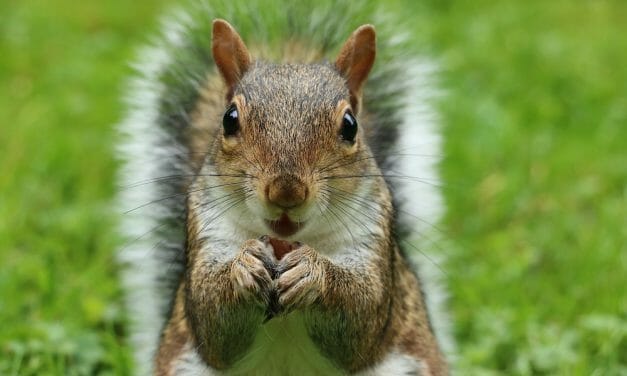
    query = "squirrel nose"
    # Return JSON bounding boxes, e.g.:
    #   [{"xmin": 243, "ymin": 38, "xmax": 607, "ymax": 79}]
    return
[{"xmin": 266, "ymin": 175, "xmax": 308, "ymax": 209}]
